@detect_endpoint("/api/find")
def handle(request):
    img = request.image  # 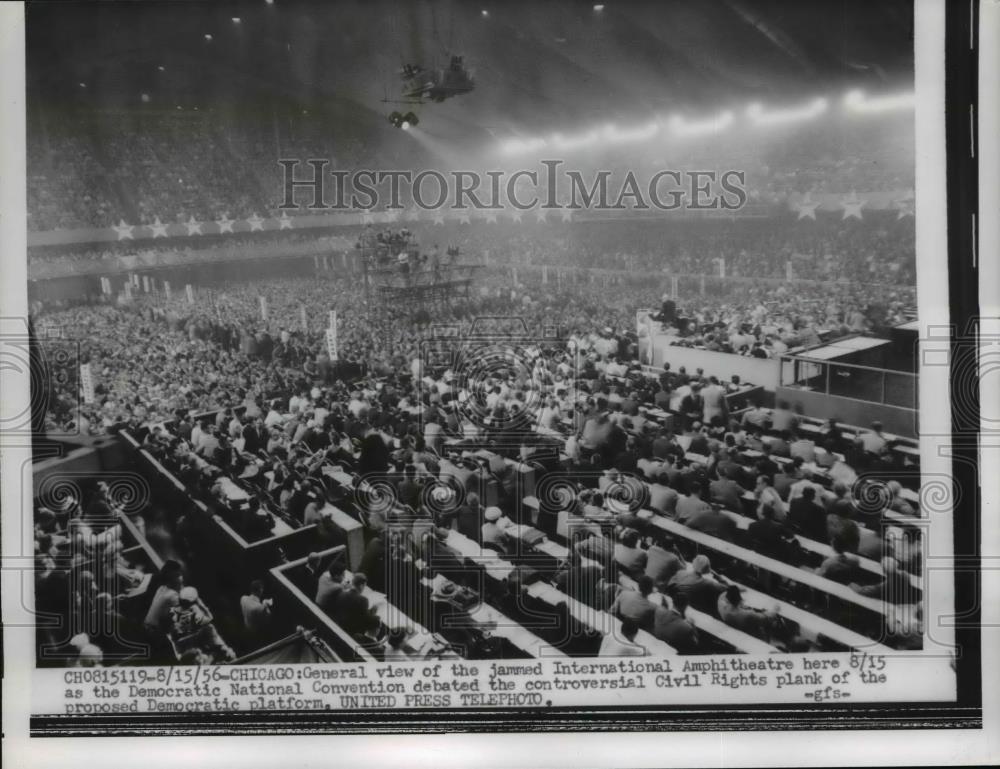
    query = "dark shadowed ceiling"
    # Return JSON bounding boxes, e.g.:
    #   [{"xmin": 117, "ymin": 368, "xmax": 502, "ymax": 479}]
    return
[{"xmin": 27, "ymin": 0, "xmax": 914, "ymax": 143}]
